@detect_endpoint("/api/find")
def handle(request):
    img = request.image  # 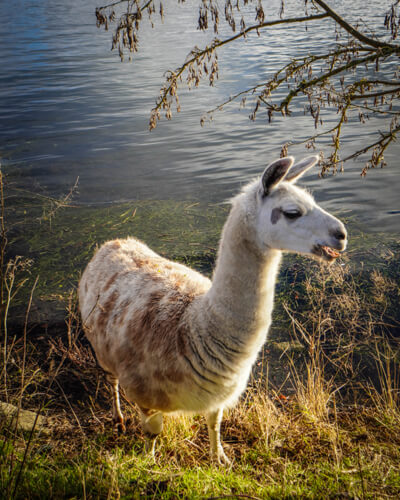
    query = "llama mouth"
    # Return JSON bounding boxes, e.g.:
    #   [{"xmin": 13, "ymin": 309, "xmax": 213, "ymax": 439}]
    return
[{"xmin": 312, "ymin": 244, "xmax": 342, "ymax": 262}]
